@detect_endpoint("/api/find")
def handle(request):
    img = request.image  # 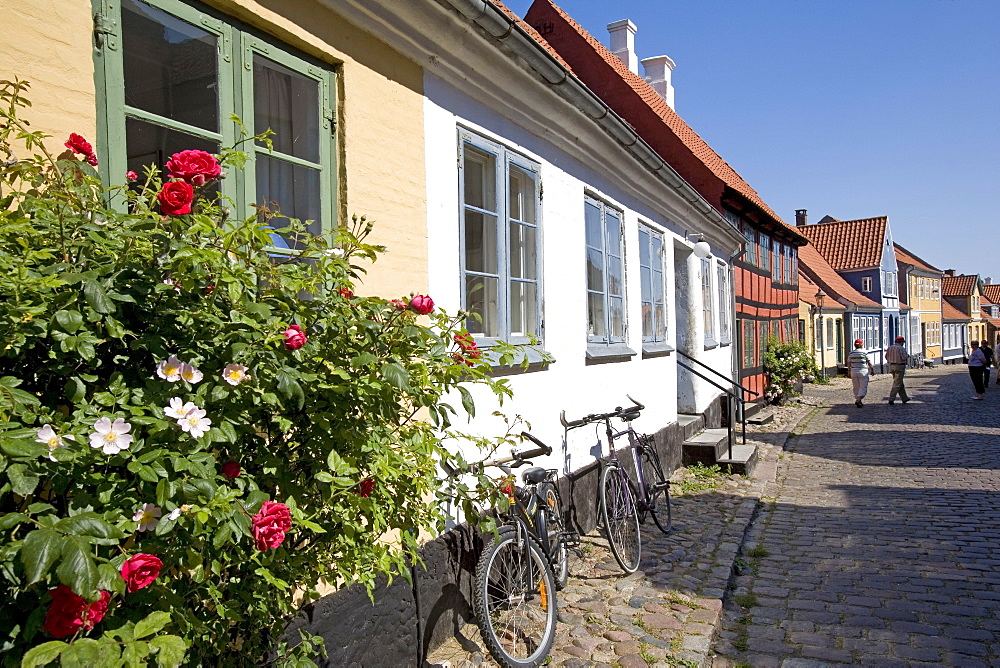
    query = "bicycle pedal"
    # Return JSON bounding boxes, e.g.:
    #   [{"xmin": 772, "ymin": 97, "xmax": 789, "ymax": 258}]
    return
[
  {"xmin": 561, "ymin": 531, "xmax": 581, "ymax": 547},
  {"xmin": 653, "ymin": 481, "xmax": 670, "ymax": 492}
]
